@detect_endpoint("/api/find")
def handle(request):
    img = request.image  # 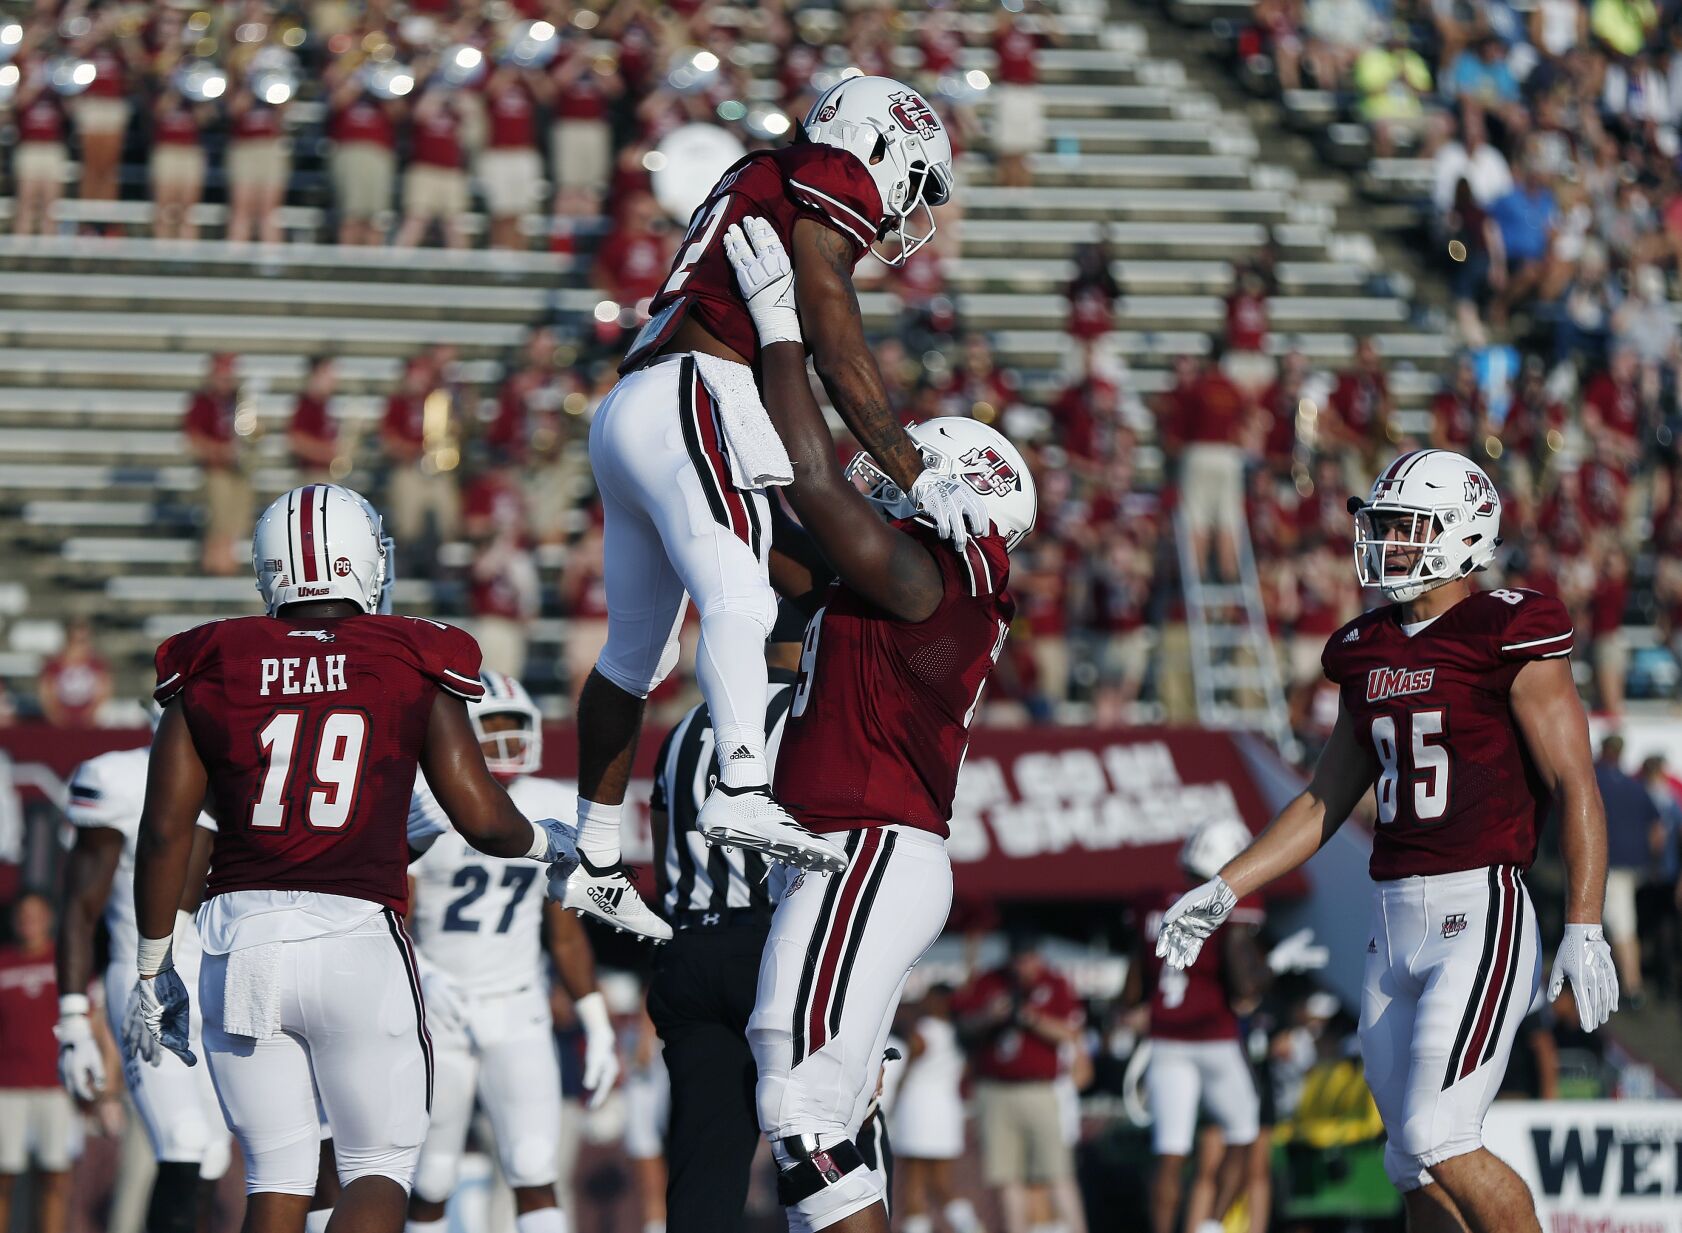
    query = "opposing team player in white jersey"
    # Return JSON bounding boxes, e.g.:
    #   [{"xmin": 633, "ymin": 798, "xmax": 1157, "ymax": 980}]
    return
[
  {"xmin": 565, "ymin": 75, "xmax": 989, "ymax": 939},
  {"xmin": 404, "ymin": 672, "xmax": 618, "ymax": 1233},
  {"xmin": 56, "ymin": 736, "xmax": 231, "ymax": 1233},
  {"xmin": 1157, "ymin": 449, "xmax": 1618, "ymax": 1233}
]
